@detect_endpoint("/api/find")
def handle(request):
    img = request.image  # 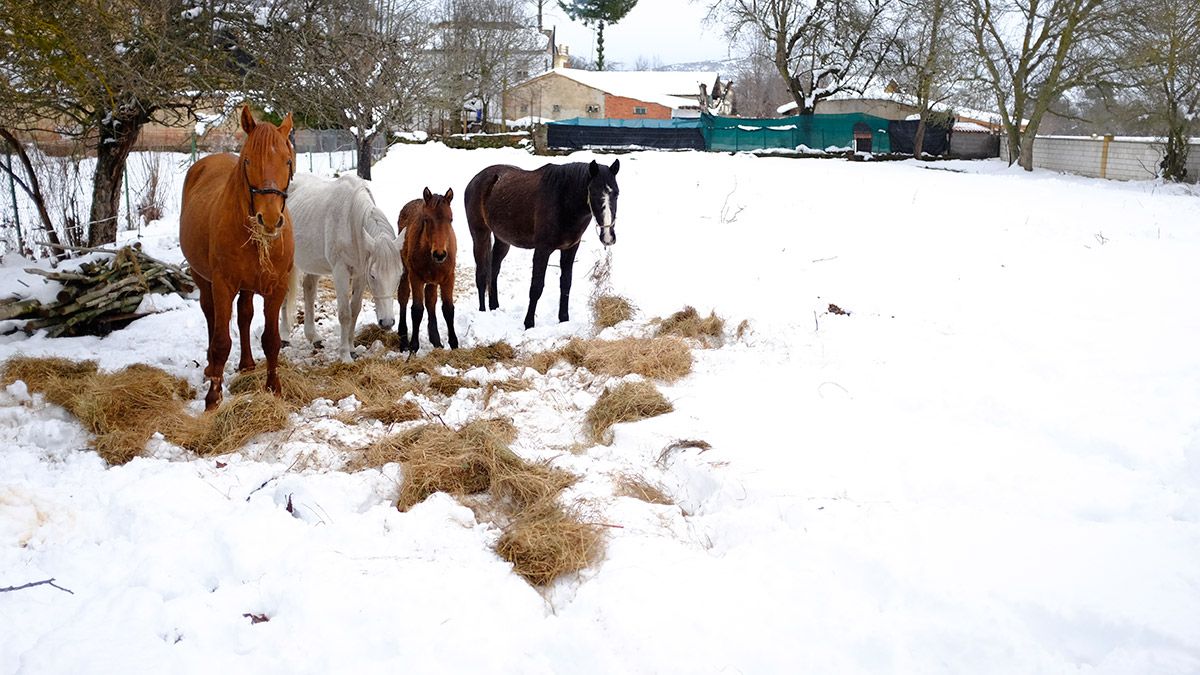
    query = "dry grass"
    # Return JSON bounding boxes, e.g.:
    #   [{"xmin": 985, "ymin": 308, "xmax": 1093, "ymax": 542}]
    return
[
  {"xmin": 348, "ymin": 416, "xmax": 598, "ymax": 586},
  {"xmin": 354, "ymin": 399, "xmax": 423, "ymax": 425},
  {"xmin": 354, "ymin": 324, "xmax": 407, "ymax": 351},
  {"xmin": 613, "ymin": 472, "xmax": 673, "ymax": 505},
  {"xmin": 735, "ymin": 319, "xmax": 750, "ymax": 340},
  {"xmin": 525, "ymin": 337, "xmax": 691, "ymax": 382},
  {"xmin": 591, "ymin": 294, "xmax": 634, "ymax": 329},
  {"xmin": 3, "ymin": 357, "xmax": 193, "ymax": 464},
  {"xmin": 428, "ymin": 374, "xmax": 475, "ymax": 397},
  {"xmin": 657, "ymin": 438, "xmax": 713, "ymax": 466},
  {"xmin": 166, "ymin": 391, "xmax": 290, "ymax": 457},
  {"xmin": 482, "ymin": 377, "xmax": 531, "ymax": 408},
  {"xmin": 655, "ymin": 306, "xmax": 725, "ymax": 344},
  {"xmin": 419, "ymin": 342, "xmax": 516, "ymax": 370},
  {"xmin": 585, "ymin": 380, "xmax": 674, "ymax": 444},
  {"xmin": 228, "ymin": 362, "xmax": 317, "ymax": 408},
  {"xmin": 495, "ymin": 500, "xmax": 604, "ymax": 586}
]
